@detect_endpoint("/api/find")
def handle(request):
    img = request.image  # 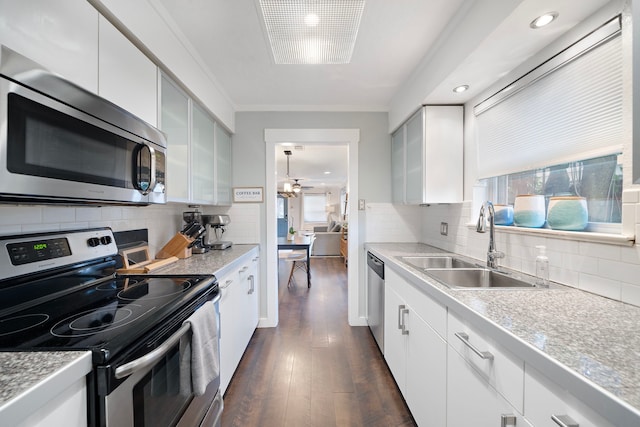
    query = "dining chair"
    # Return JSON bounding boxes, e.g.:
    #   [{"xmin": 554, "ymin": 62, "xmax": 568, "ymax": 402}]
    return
[{"xmin": 284, "ymin": 235, "xmax": 316, "ymax": 288}]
